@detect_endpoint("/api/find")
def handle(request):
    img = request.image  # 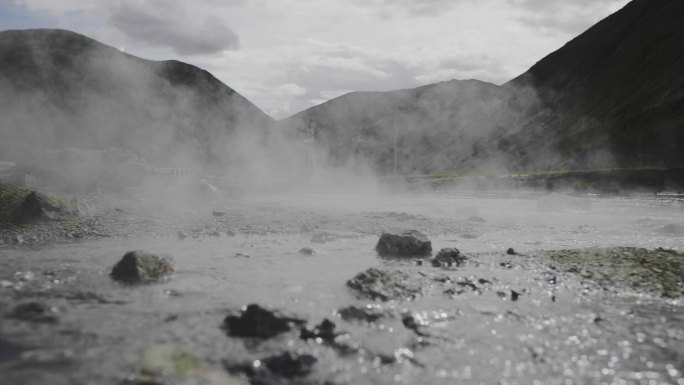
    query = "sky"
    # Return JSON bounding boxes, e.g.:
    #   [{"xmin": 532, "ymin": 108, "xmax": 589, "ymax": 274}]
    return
[{"xmin": 1, "ymin": 0, "xmax": 630, "ymax": 119}]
